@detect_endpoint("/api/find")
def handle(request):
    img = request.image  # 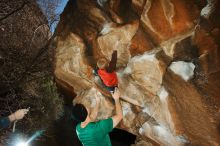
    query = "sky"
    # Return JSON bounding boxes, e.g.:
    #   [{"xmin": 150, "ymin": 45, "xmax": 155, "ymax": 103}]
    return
[
  {"xmin": 51, "ymin": 0, "xmax": 69, "ymax": 32},
  {"xmin": 37, "ymin": 0, "xmax": 69, "ymax": 33}
]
